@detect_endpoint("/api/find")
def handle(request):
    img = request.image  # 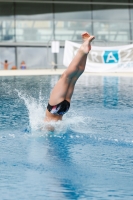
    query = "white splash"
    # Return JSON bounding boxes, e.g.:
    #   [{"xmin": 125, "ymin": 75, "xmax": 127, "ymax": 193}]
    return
[
  {"xmin": 15, "ymin": 89, "xmax": 94, "ymax": 137},
  {"xmin": 15, "ymin": 89, "xmax": 46, "ymax": 132}
]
